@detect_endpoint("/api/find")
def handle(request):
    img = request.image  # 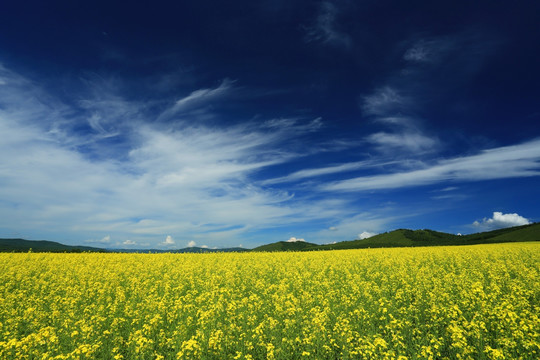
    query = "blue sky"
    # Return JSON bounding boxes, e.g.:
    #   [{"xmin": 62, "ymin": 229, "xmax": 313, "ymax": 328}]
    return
[{"xmin": 0, "ymin": 1, "xmax": 539, "ymax": 249}]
